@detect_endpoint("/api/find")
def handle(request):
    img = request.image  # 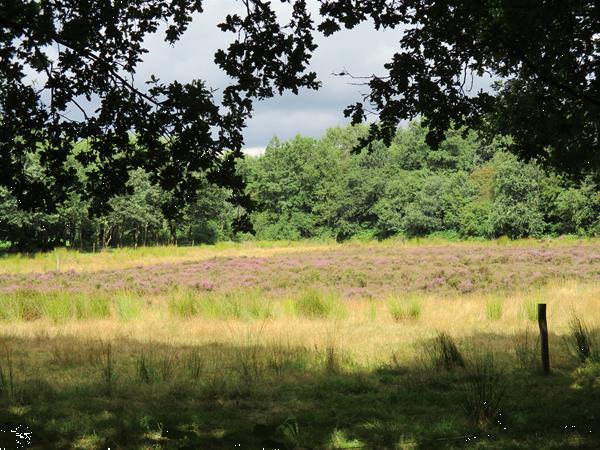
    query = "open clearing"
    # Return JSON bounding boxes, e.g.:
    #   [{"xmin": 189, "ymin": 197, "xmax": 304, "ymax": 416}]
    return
[{"xmin": 0, "ymin": 239, "xmax": 599, "ymax": 449}]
